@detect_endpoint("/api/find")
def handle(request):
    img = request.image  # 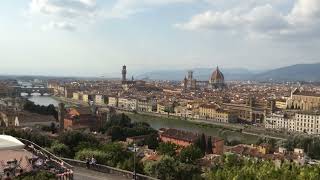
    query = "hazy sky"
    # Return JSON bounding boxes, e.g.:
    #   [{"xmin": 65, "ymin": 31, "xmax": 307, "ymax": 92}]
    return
[{"xmin": 0, "ymin": 0, "xmax": 320, "ymax": 77}]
